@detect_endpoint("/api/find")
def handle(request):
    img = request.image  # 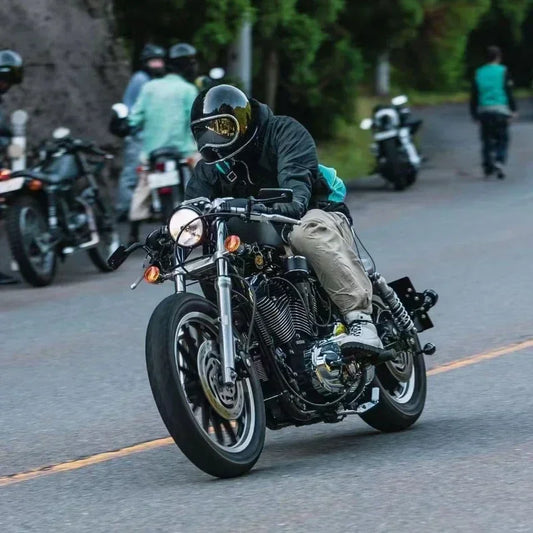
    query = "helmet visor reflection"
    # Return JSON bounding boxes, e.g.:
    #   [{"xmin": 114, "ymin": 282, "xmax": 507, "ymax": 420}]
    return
[{"xmin": 191, "ymin": 114, "xmax": 240, "ymax": 151}]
